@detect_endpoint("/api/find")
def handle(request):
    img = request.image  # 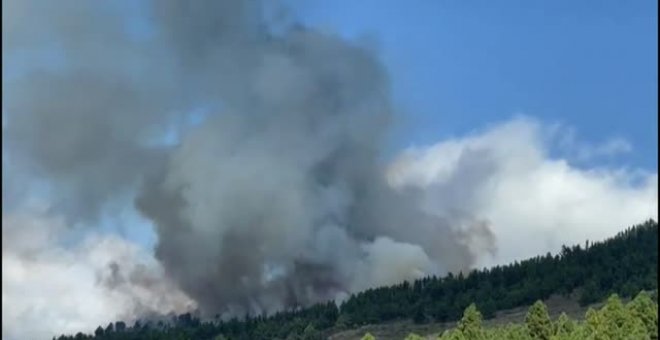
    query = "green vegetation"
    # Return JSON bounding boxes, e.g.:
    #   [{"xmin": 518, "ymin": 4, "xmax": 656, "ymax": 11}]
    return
[
  {"xmin": 361, "ymin": 332, "xmax": 376, "ymax": 340},
  {"xmin": 393, "ymin": 291, "xmax": 658, "ymax": 339},
  {"xmin": 55, "ymin": 220, "xmax": 657, "ymax": 340}
]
